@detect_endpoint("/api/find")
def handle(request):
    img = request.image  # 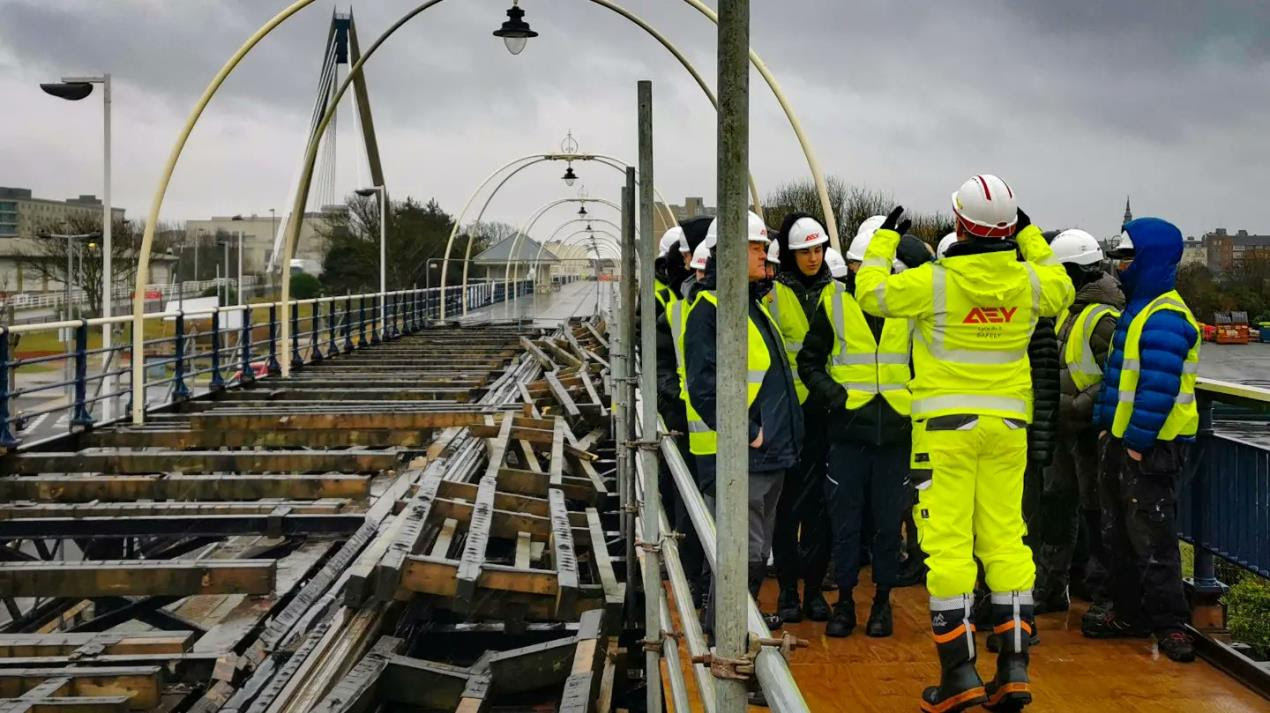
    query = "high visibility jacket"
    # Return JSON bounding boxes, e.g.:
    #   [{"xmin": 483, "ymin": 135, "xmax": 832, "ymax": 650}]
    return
[
  {"xmin": 654, "ymin": 279, "xmax": 672, "ymax": 312},
  {"xmin": 1058, "ymin": 303, "xmax": 1122, "ymax": 391},
  {"xmin": 669, "ymin": 296, "xmax": 688, "ymax": 403},
  {"xmin": 820, "ymin": 281, "xmax": 912, "ymax": 415},
  {"xmin": 765, "ymin": 281, "xmax": 830, "ymax": 404},
  {"xmin": 683, "ymin": 291, "xmax": 773, "ymax": 455},
  {"xmin": 1111, "ymin": 290, "xmax": 1200, "ymax": 442},
  {"xmin": 854, "ymin": 226, "xmax": 1074, "ymax": 422}
]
